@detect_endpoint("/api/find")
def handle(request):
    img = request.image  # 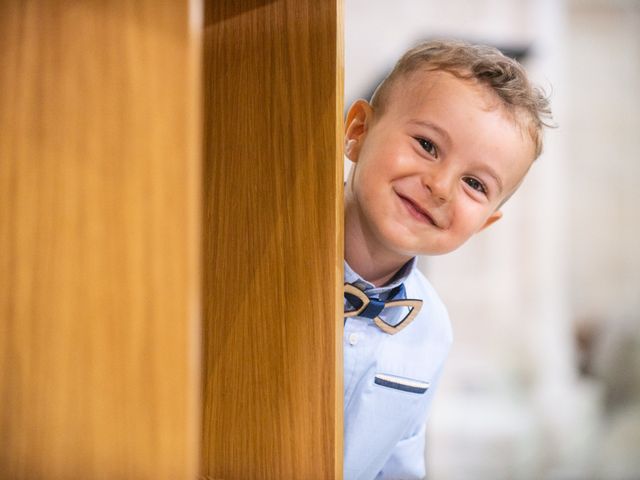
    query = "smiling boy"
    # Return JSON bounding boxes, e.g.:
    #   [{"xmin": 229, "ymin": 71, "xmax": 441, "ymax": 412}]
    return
[{"xmin": 343, "ymin": 40, "xmax": 551, "ymax": 479}]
